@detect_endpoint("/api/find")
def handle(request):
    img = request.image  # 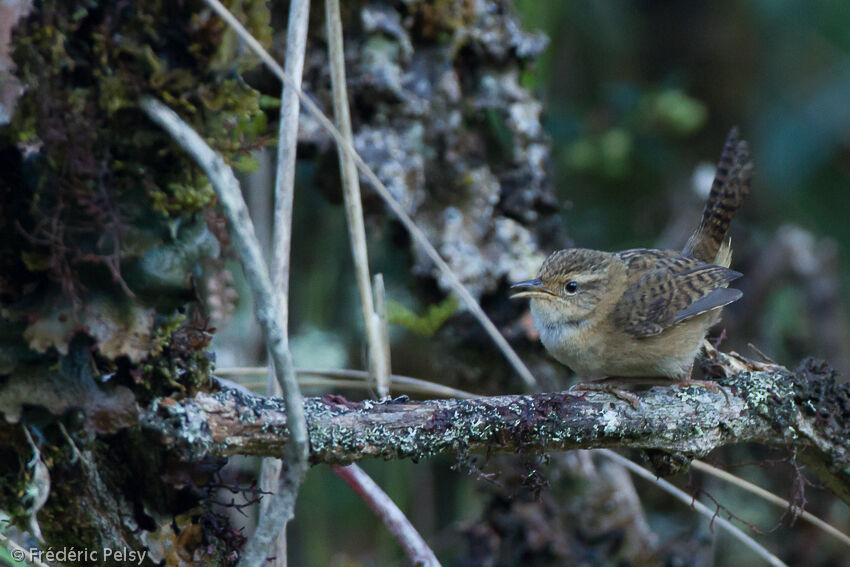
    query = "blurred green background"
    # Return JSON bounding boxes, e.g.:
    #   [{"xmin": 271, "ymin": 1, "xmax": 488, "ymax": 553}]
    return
[
  {"xmin": 518, "ymin": 0, "xmax": 850, "ymax": 250},
  {"xmin": 213, "ymin": 1, "xmax": 850, "ymax": 565}
]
